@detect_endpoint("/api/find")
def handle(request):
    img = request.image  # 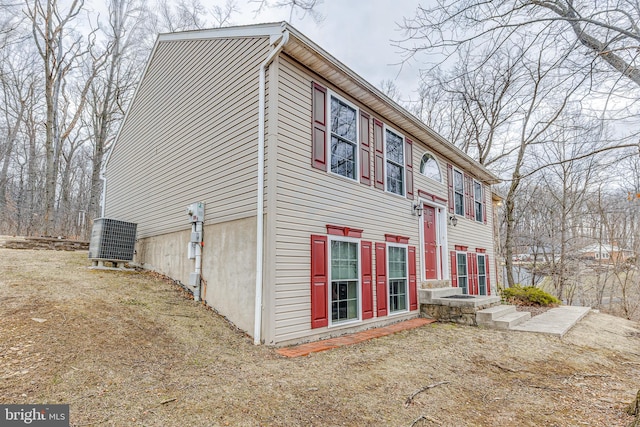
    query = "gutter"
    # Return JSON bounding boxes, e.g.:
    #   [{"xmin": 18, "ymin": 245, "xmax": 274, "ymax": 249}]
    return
[{"xmin": 254, "ymin": 27, "xmax": 290, "ymax": 345}]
